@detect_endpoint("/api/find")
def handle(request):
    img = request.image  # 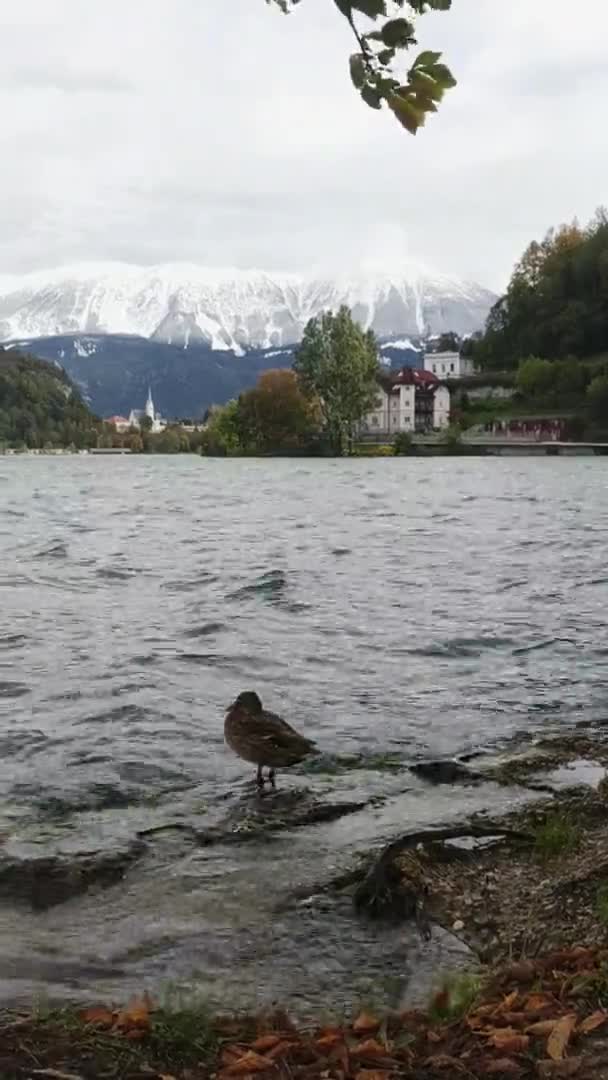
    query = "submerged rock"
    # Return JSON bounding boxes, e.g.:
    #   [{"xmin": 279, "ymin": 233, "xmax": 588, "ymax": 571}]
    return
[
  {"xmin": 410, "ymin": 760, "xmax": 480, "ymax": 785},
  {"xmin": 0, "ymin": 839, "xmax": 146, "ymax": 910}
]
